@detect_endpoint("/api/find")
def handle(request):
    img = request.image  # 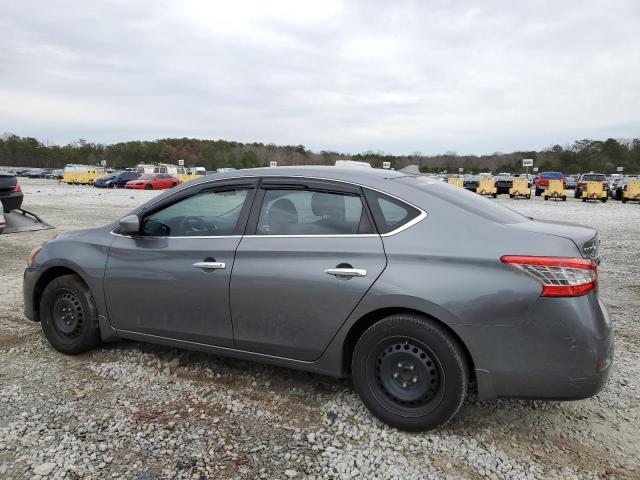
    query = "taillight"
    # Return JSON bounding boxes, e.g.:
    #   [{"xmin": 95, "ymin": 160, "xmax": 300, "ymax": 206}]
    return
[
  {"xmin": 12, "ymin": 184, "xmax": 22, "ymax": 193},
  {"xmin": 501, "ymin": 256, "xmax": 598, "ymax": 297}
]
